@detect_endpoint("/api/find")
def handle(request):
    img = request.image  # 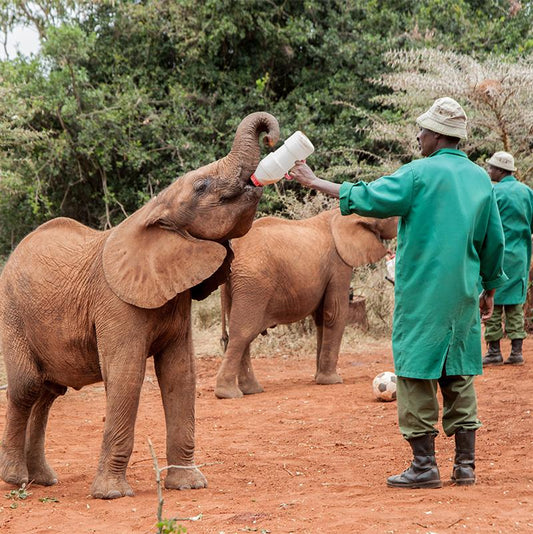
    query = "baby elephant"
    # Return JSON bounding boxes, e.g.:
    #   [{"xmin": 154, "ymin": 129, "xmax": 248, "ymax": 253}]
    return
[
  {"xmin": 0, "ymin": 111, "xmax": 279, "ymax": 498},
  {"xmin": 215, "ymin": 209, "xmax": 397, "ymax": 399}
]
